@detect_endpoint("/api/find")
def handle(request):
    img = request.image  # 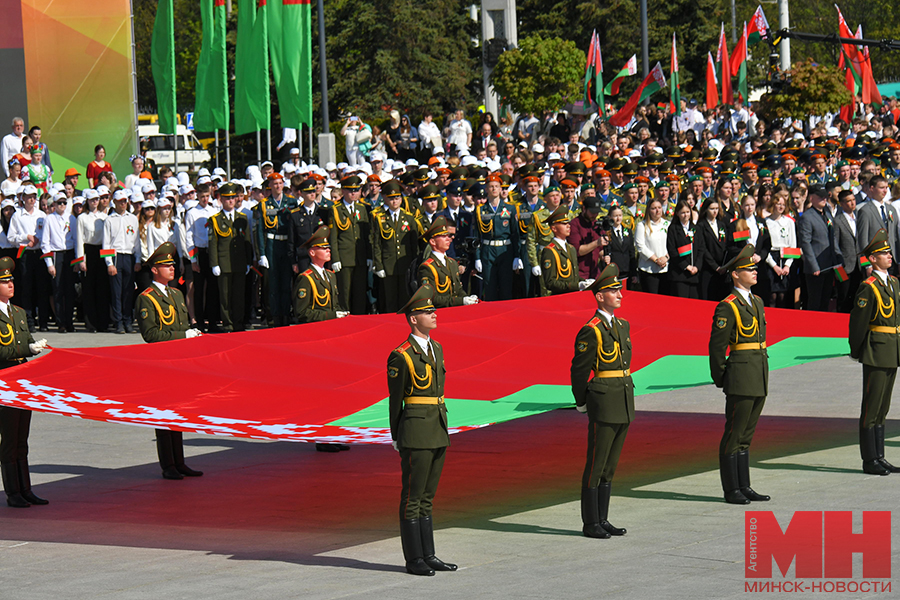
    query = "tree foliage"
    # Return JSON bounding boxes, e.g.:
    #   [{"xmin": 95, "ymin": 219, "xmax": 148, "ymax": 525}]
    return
[
  {"xmin": 756, "ymin": 60, "xmax": 852, "ymax": 121},
  {"xmin": 490, "ymin": 35, "xmax": 584, "ymax": 114}
]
